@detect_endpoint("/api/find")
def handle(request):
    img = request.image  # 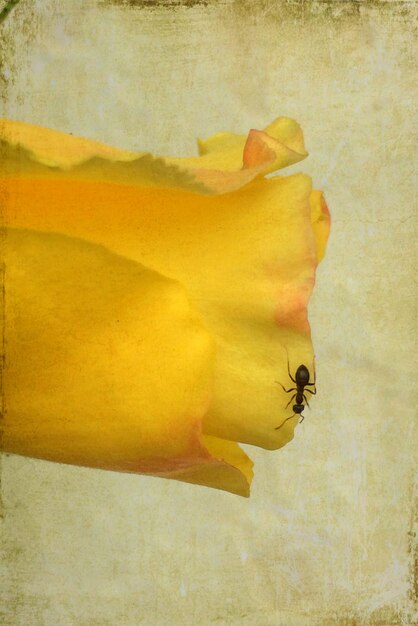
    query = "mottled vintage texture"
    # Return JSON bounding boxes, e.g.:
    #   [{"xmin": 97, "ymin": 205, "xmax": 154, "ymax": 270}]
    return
[{"xmin": 0, "ymin": 0, "xmax": 416, "ymax": 624}]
